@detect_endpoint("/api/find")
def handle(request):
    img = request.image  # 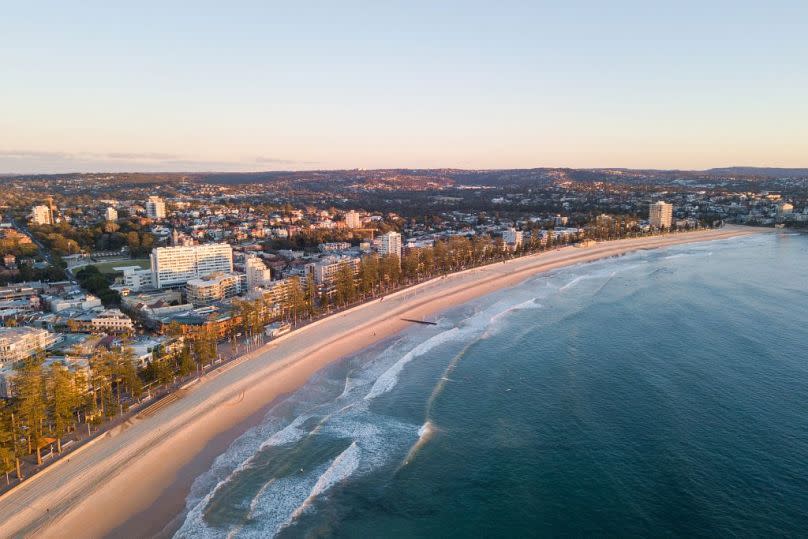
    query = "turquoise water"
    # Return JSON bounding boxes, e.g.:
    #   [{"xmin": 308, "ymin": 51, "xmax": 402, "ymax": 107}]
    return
[{"xmin": 175, "ymin": 232, "xmax": 808, "ymax": 537}]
